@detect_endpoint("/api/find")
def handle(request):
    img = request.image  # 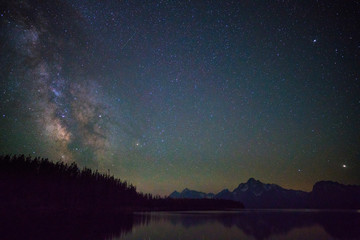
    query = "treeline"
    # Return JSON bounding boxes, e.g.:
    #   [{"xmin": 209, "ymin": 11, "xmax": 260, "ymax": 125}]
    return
[
  {"xmin": 0, "ymin": 155, "xmax": 146, "ymax": 213},
  {"xmin": 0, "ymin": 155, "xmax": 243, "ymax": 215}
]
